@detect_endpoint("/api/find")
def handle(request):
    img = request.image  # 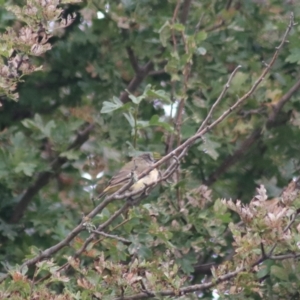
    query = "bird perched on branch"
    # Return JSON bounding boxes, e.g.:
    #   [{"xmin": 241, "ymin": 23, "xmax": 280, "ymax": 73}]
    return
[{"xmin": 102, "ymin": 152, "xmax": 160, "ymax": 197}]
